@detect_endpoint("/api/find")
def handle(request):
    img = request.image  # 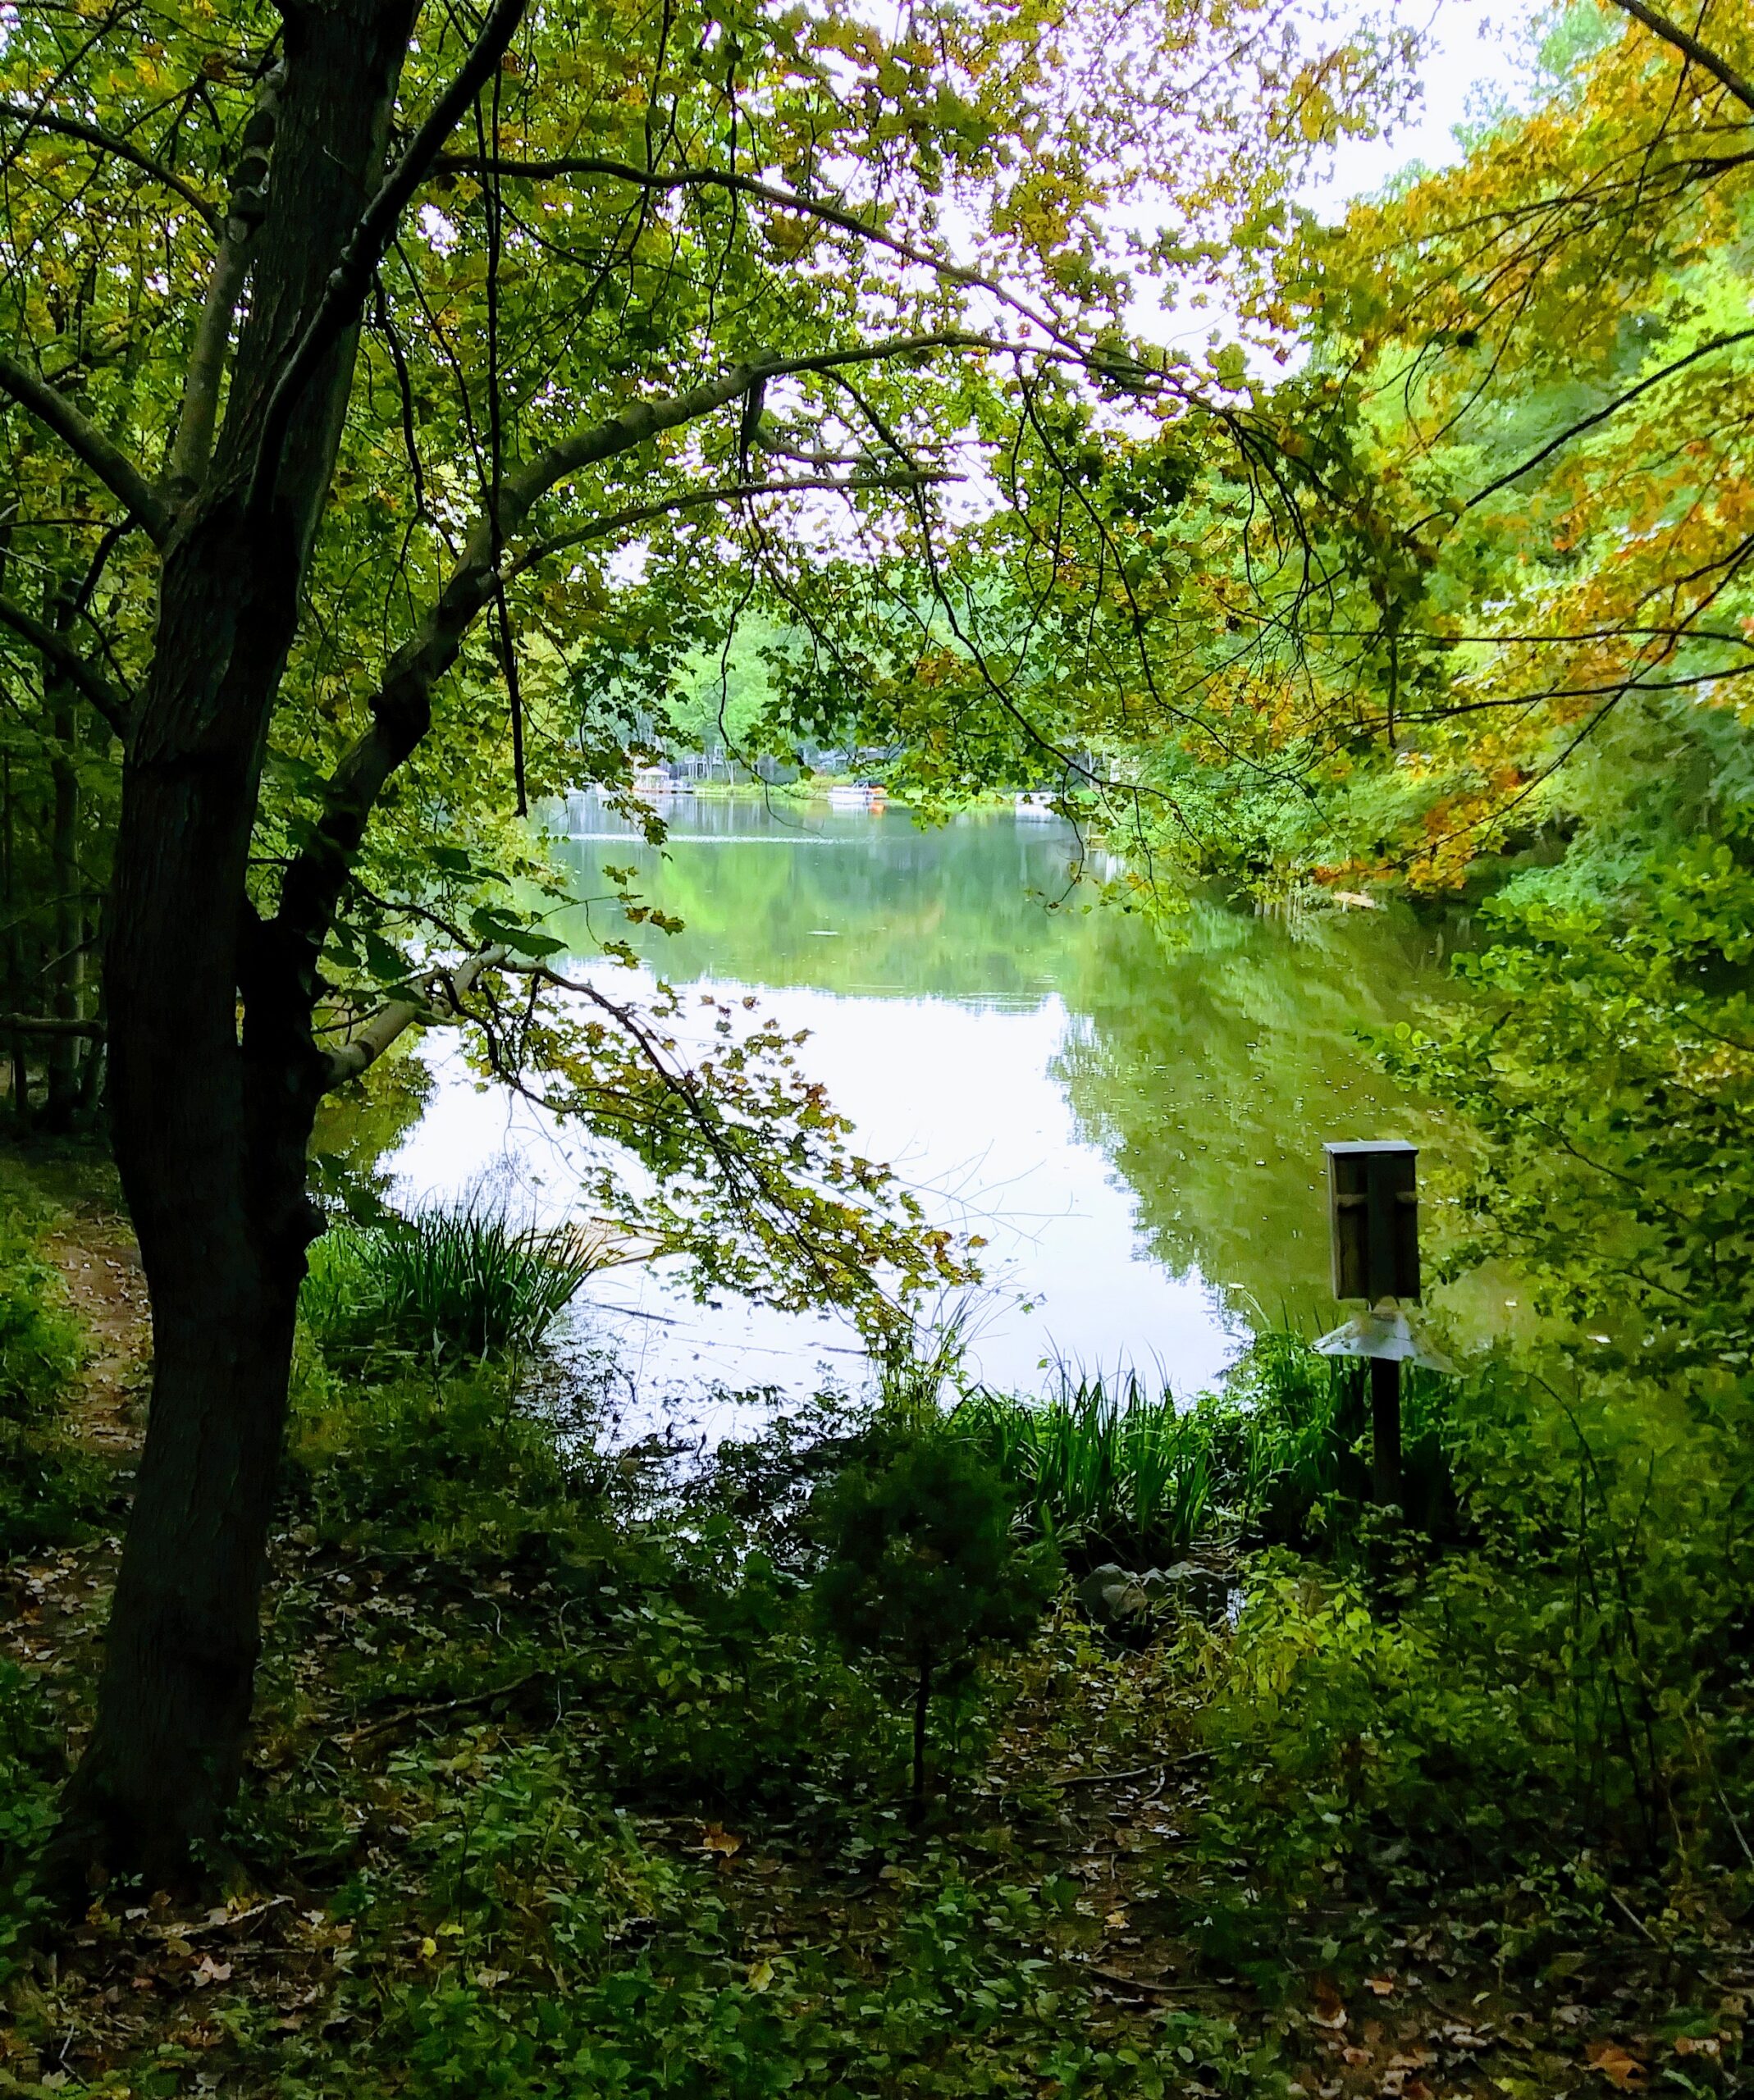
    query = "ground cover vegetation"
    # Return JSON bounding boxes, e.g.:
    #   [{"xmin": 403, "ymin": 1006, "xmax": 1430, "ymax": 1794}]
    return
[
  {"xmin": 4, "ymin": 0, "xmax": 1754, "ymax": 2093},
  {"xmin": 0, "ymin": 1147, "xmax": 1747, "ymax": 2093}
]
